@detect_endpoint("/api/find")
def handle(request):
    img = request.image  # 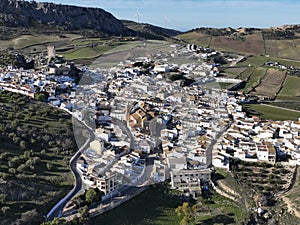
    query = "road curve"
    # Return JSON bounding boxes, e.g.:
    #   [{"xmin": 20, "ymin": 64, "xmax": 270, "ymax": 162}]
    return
[{"xmin": 46, "ymin": 120, "xmax": 95, "ymax": 221}]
